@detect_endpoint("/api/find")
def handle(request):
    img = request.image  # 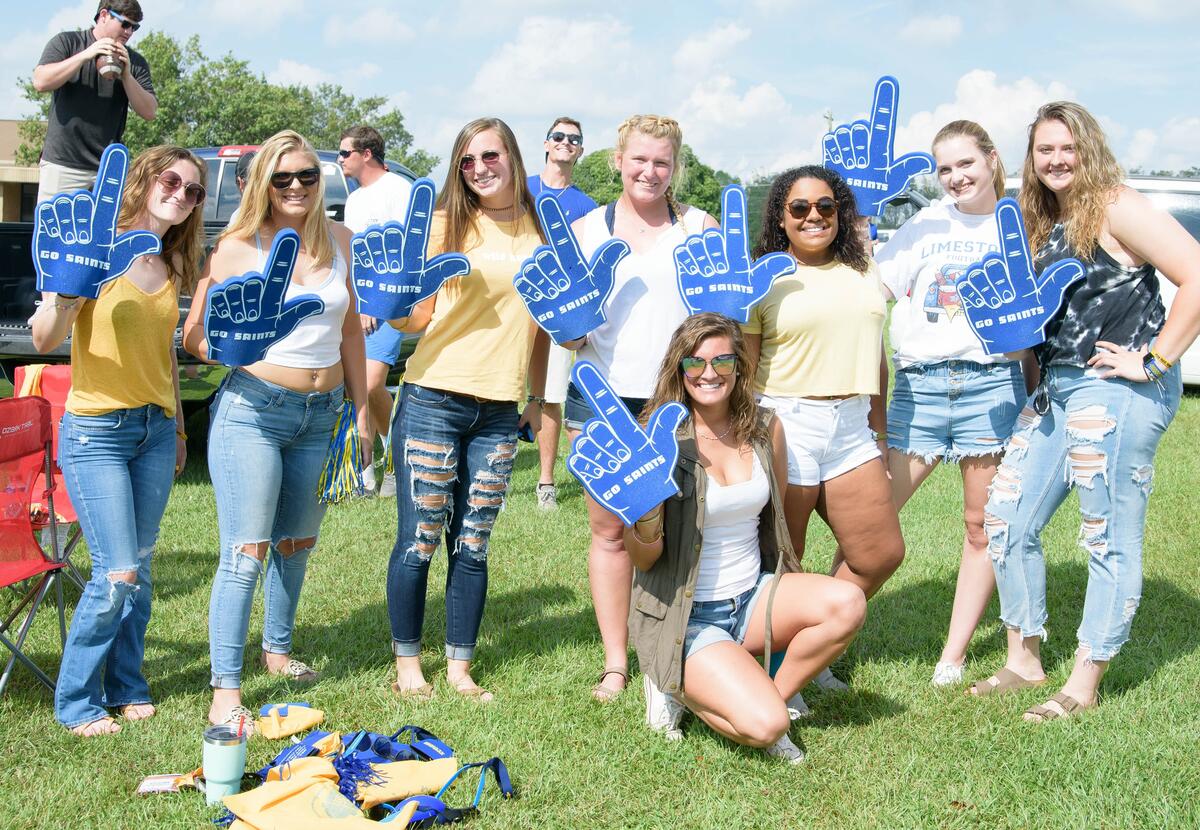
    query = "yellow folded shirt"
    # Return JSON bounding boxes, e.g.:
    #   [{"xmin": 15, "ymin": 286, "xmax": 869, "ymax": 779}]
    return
[
  {"xmin": 223, "ymin": 758, "xmax": 377, "ymax": 830},
  {"xmin": 356, "ymin": 757, "xmax": 459, "ymax": 810},
  {"xmin": 257, "ymin": 704, "xmax": 325, "ymax": 739}
]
